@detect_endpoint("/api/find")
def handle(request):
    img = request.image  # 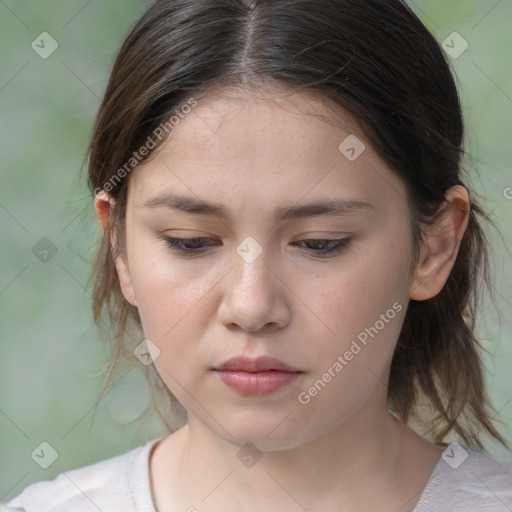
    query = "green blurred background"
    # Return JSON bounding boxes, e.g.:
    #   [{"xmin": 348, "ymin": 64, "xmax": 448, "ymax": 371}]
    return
[{"xmin": 1, "ymin": 0, "xmax": 511, "ymax": 500}]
